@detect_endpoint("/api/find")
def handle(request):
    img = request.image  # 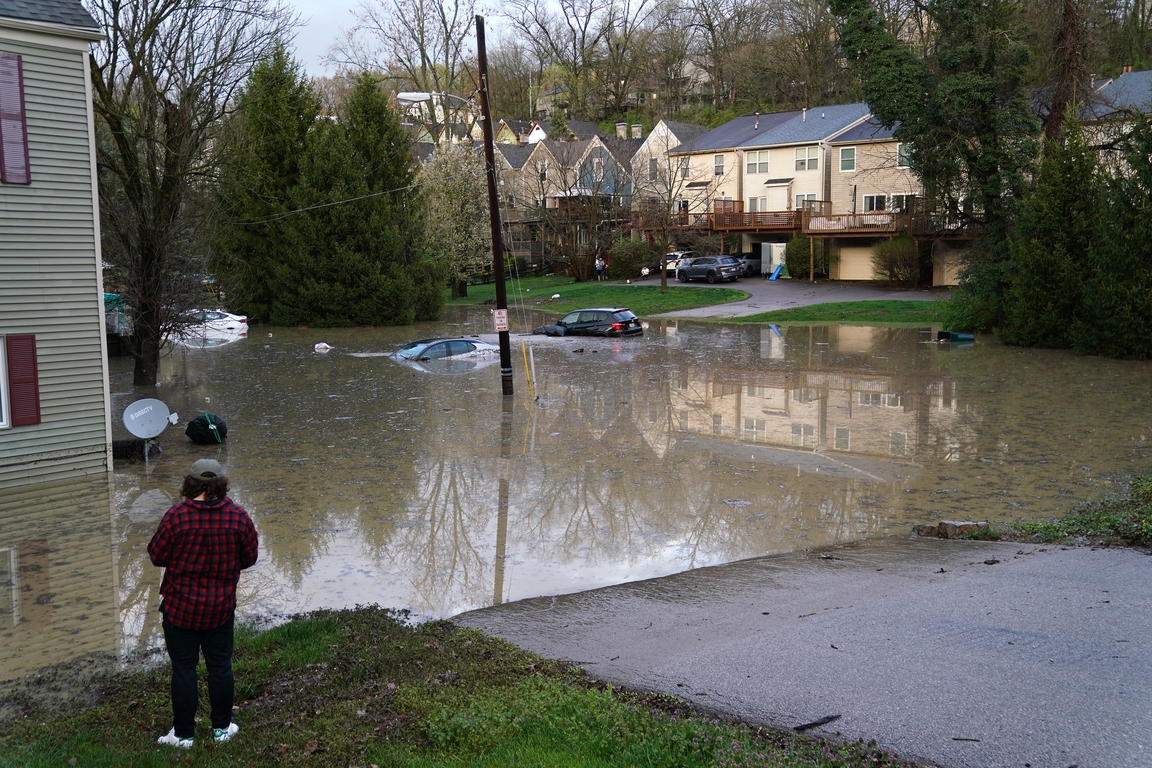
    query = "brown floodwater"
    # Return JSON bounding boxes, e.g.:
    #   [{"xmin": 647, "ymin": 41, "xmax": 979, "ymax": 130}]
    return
[{"xmin": 2, "ymin": 306, "xmax": 1150, "ymax": 682}]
